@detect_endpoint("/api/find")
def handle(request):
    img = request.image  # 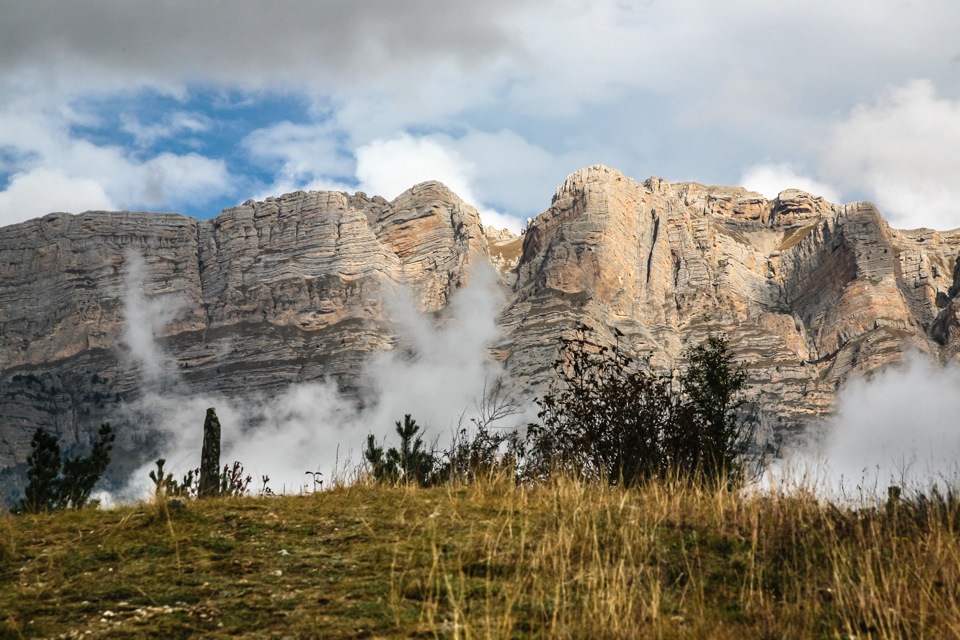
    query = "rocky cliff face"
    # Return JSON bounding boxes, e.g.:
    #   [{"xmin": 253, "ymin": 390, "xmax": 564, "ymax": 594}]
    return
[
  {"xmin": 498, "ymin": 166, "xmax": 960, "ymax": 442},
  {"xmin": 0, "ymin": 182, "xmax": 488, "ymax": 486},
  {"xmin": 2, "ymin": 166, "xmax": 959, "ymax": 491}
]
